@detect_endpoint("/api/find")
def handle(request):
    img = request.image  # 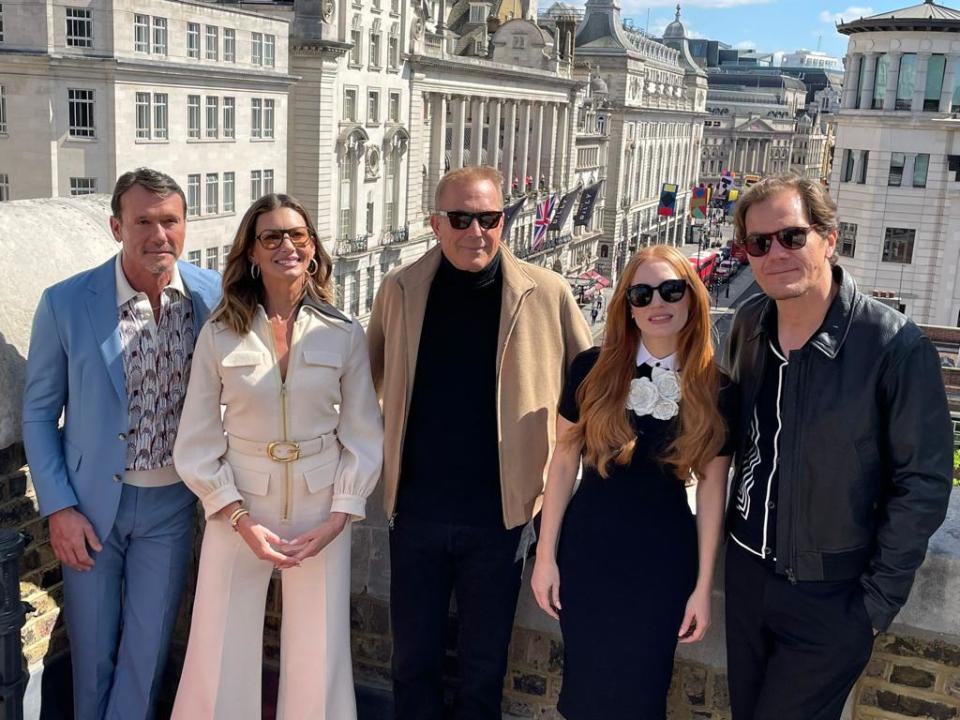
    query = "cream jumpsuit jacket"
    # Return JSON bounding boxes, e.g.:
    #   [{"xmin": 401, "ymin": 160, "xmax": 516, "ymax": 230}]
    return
[{"xmin": 171, "ymin": 297, "xmax": 383, "ymax": 720}]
